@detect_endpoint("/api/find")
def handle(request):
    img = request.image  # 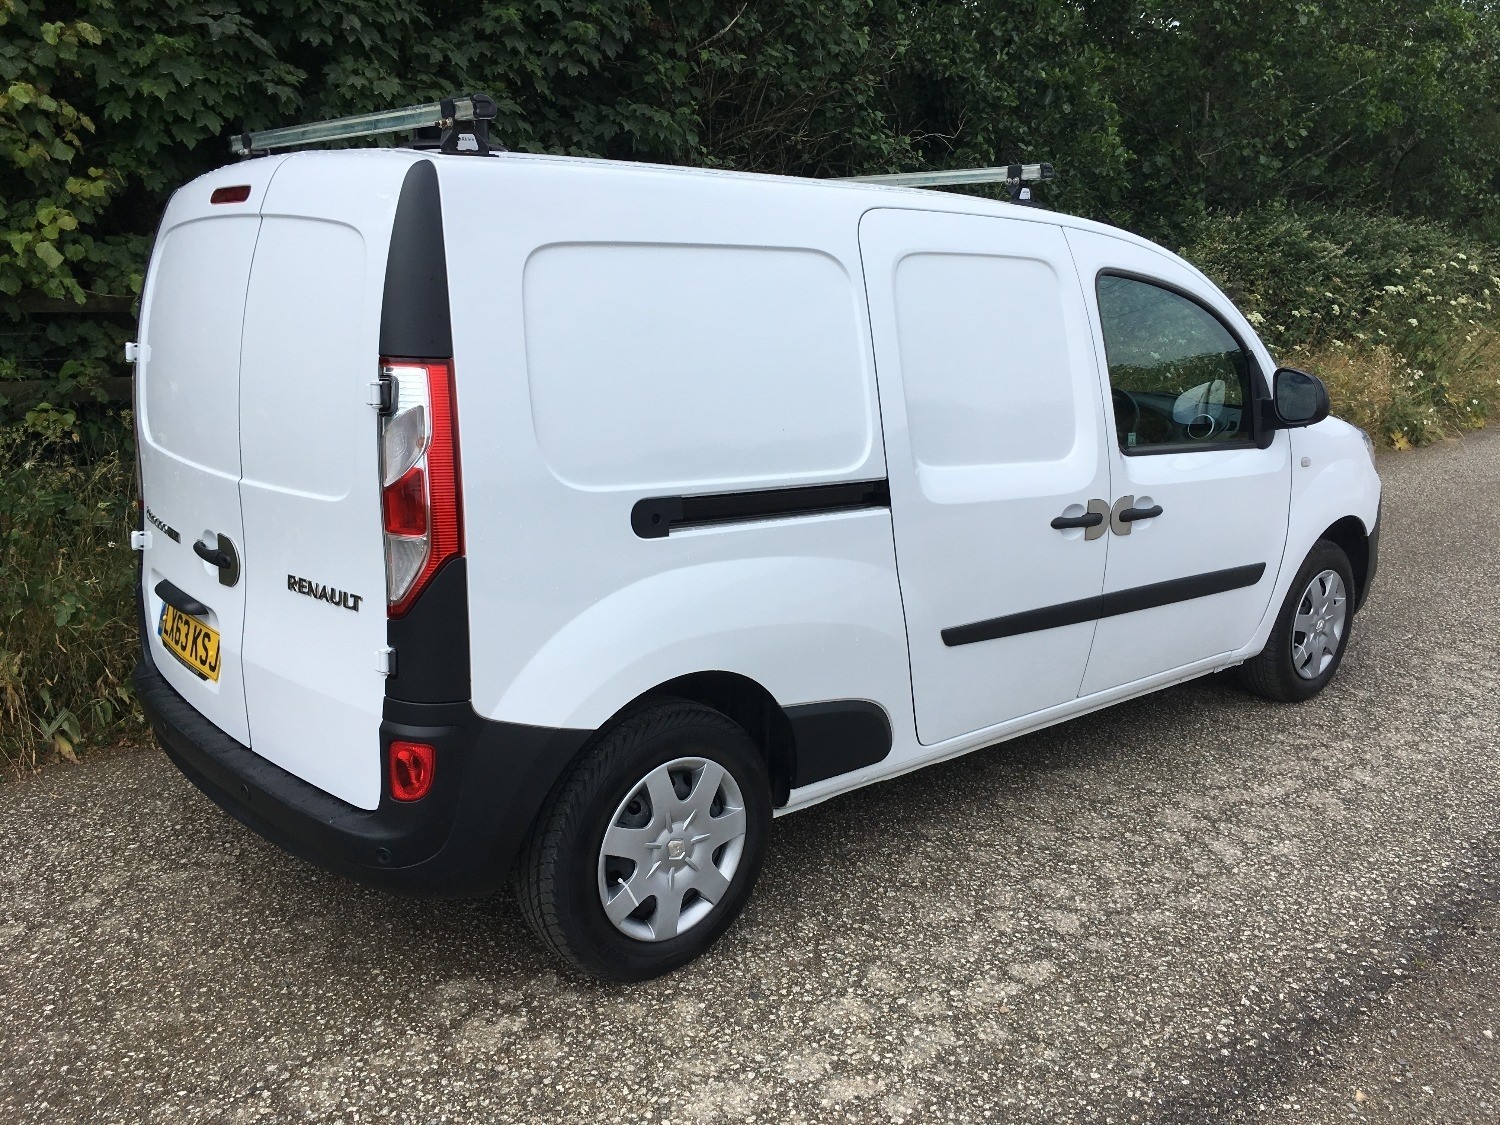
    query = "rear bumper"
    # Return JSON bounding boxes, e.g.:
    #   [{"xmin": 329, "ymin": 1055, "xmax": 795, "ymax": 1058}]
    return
[{"xmin": 134, "ymin": 645, "xmax": 590, "ymax": 896}]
